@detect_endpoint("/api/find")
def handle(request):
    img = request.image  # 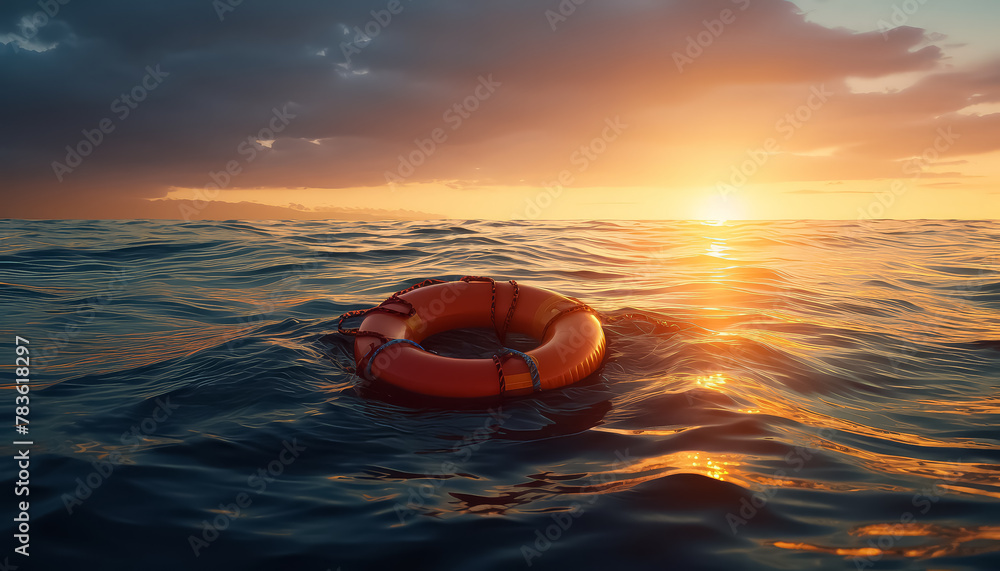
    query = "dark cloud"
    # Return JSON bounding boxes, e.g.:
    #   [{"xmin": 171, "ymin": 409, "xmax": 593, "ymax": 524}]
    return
[{"xmin": 0, "ymin": 0, "xmax": 997, "ymax": 218}]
